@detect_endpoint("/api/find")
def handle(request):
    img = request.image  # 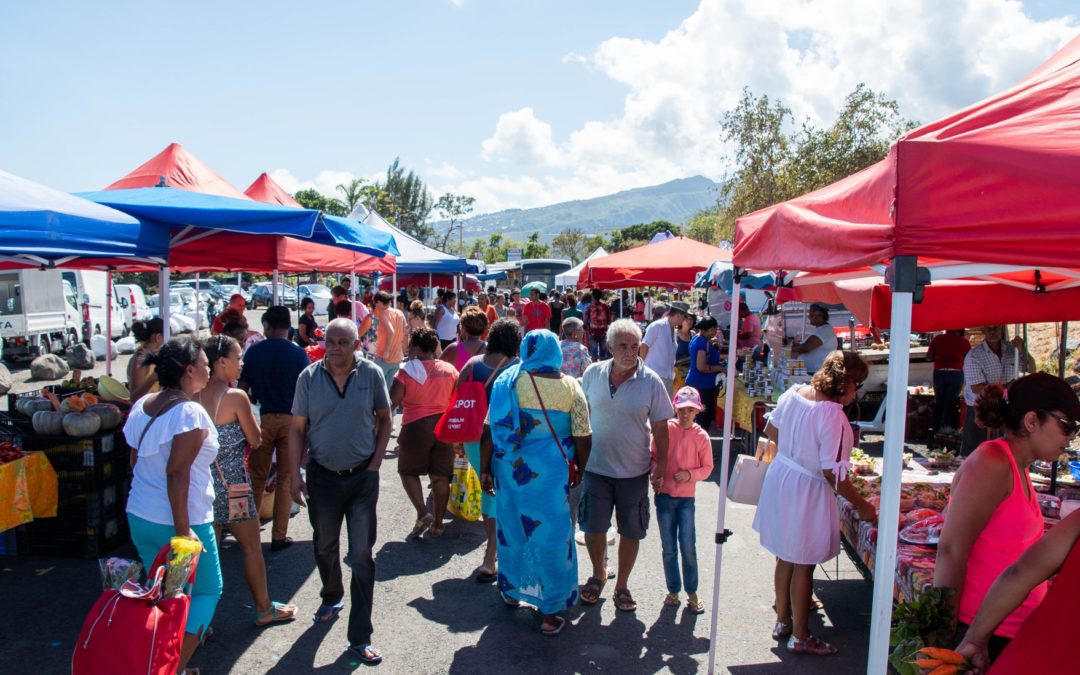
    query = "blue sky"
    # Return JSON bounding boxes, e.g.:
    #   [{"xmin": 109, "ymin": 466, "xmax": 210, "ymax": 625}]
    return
[{"xmin": 1, "ymin": 1, "xmax": 1077, "ymax": 214}]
